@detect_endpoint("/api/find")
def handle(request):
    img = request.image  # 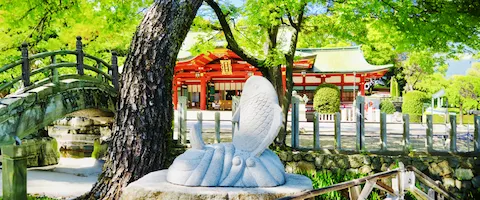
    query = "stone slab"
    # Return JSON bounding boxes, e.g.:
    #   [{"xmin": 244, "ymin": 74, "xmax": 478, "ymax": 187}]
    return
[{"xmin": 121, "ymin": 170, "xmax": 312, "ymax": 200}]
